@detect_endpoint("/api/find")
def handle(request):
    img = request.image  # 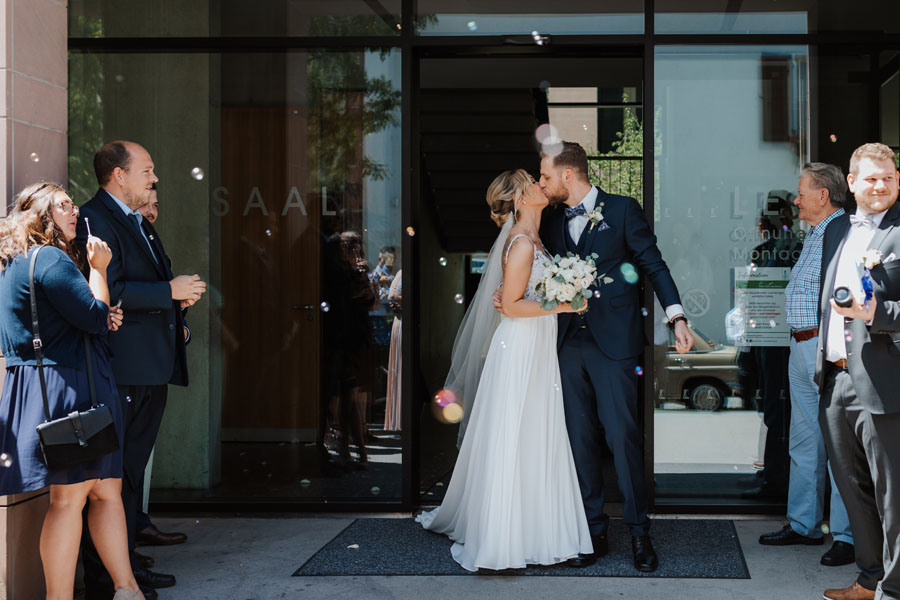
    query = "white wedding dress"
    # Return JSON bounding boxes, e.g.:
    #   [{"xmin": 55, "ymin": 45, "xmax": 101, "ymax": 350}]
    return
[{"xmin": 417, "ymin": 235, "xmax": 593, "ymax": 572}]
